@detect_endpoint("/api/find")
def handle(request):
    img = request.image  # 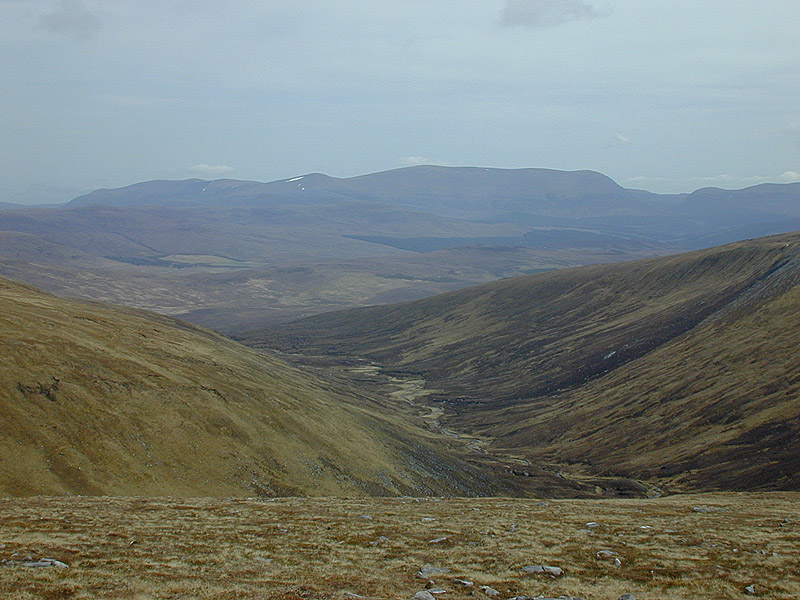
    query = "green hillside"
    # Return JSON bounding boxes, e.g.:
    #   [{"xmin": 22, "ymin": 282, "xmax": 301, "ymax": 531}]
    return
[{"xmin": 0, "ymin": 277, "xmax": 510, "ymax": 497}]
